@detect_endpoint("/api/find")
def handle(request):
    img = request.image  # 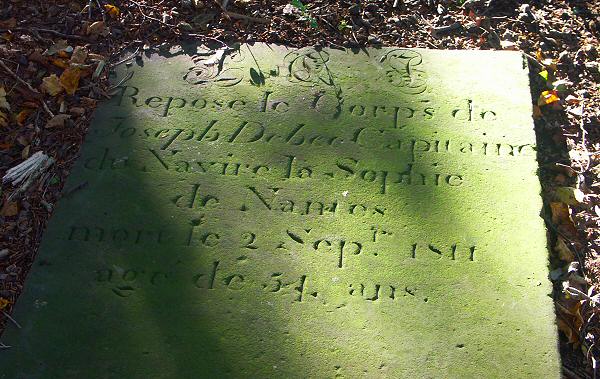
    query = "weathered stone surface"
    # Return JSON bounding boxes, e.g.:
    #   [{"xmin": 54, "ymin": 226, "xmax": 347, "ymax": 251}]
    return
[{"xmin": 1, "ymin": 44, "xmax": 559, "ymax": 378}]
